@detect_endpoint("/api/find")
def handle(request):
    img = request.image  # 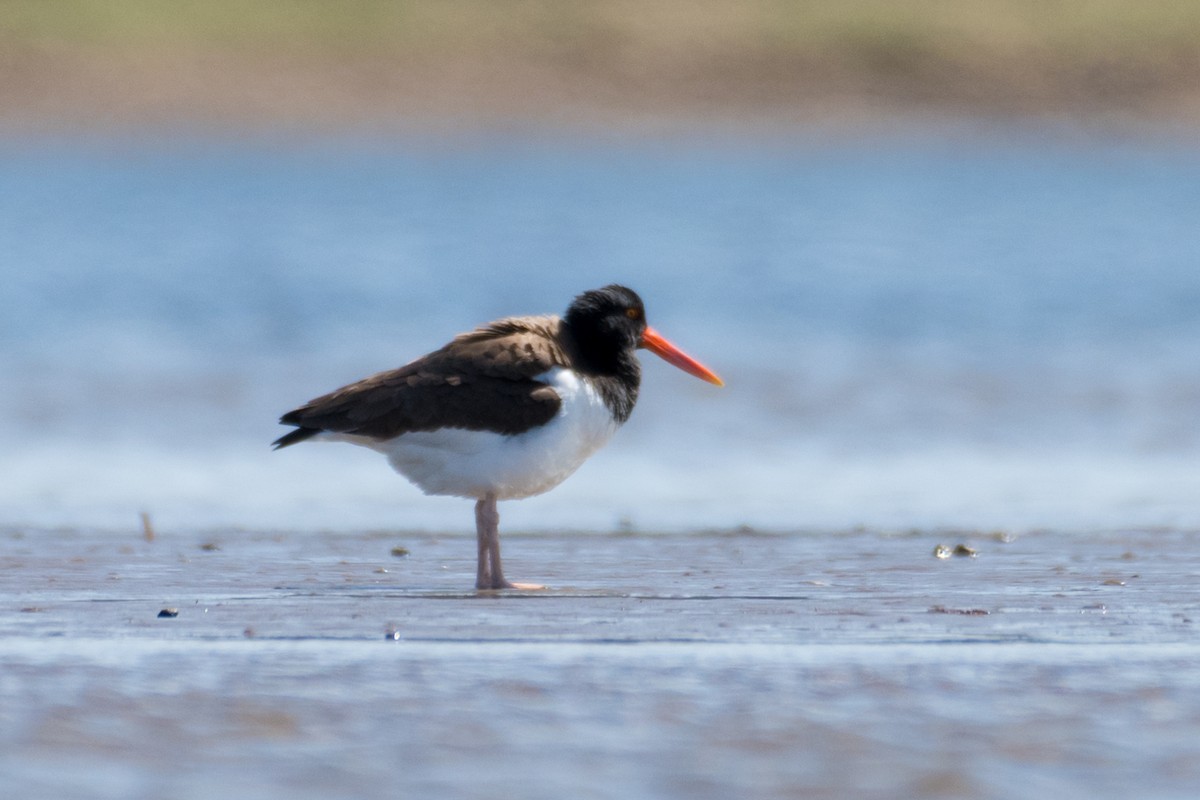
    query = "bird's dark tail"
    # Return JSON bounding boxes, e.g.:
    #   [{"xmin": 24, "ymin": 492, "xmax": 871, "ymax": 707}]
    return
[{"xmin": 272, "ymin": 426, "xmax": 321, "ymax": 450}]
